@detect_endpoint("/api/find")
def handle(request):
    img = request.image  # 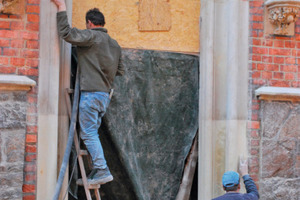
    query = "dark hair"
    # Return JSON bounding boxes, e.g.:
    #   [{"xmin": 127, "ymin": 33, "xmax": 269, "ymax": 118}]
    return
[
  {"xmin": 86, "ymin": 8, "xmax": 105, "ymax": 26},
  {"xmin": 224, "ymin": 184, "xmax": 239, "ymax": 192}
]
